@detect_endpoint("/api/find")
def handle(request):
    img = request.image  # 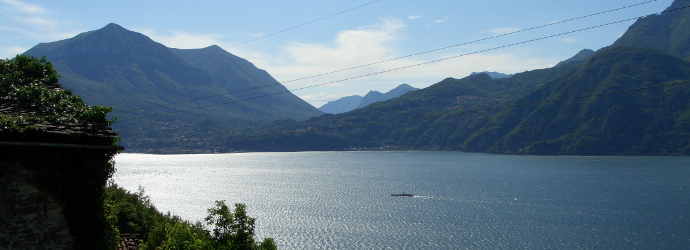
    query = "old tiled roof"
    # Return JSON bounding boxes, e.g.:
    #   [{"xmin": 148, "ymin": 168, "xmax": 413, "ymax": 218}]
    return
[
  {"xmin": 0, "ymin": 82, "xmax": 119, "ymax": 147},
  {"xmin": 0, "ymin": 100, "xmax": 118, "ymax": 138},
  {"xmin": 117, "ymin": 234, "xmax": 141, "ymax": 250}
]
